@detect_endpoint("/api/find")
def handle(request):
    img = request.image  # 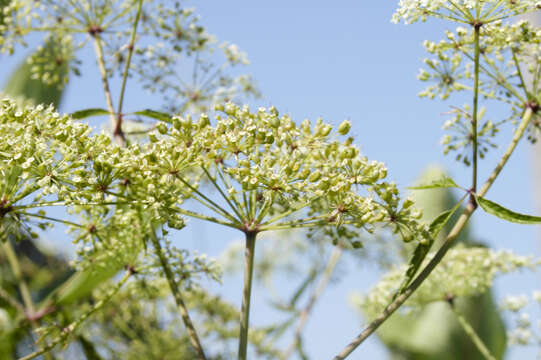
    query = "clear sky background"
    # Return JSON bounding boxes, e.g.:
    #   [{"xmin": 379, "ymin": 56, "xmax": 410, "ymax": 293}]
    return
[{"xmin": 1, "ymin": 2, "xmax": 540, "ymax": 359}]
